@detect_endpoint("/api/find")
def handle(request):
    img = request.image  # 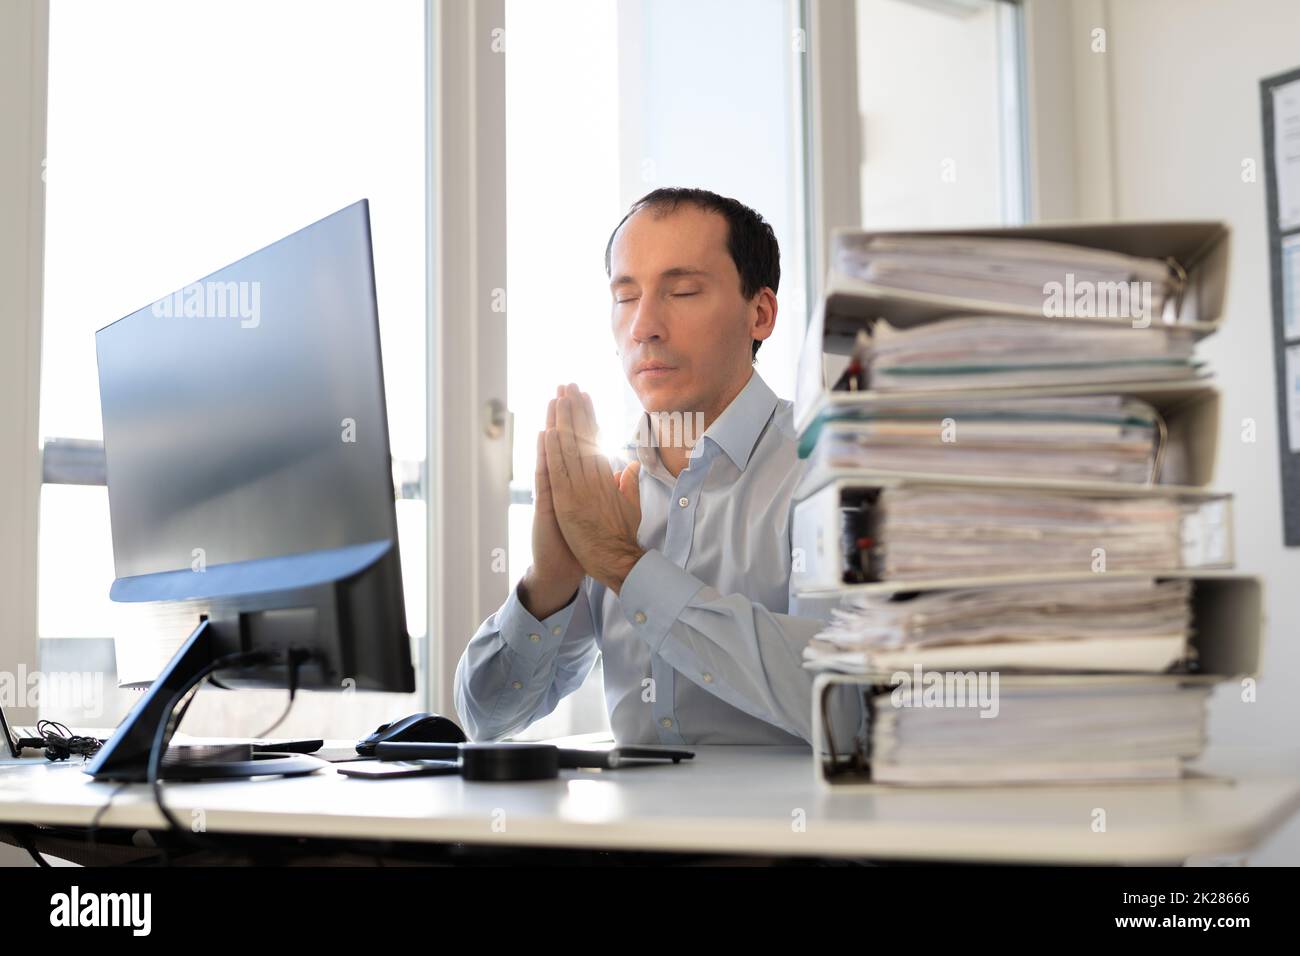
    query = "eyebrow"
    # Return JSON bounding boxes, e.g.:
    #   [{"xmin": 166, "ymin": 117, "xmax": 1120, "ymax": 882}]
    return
[{"xmin": 609, "ymin": 266, "xmax": 710, "ymax": 289}]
